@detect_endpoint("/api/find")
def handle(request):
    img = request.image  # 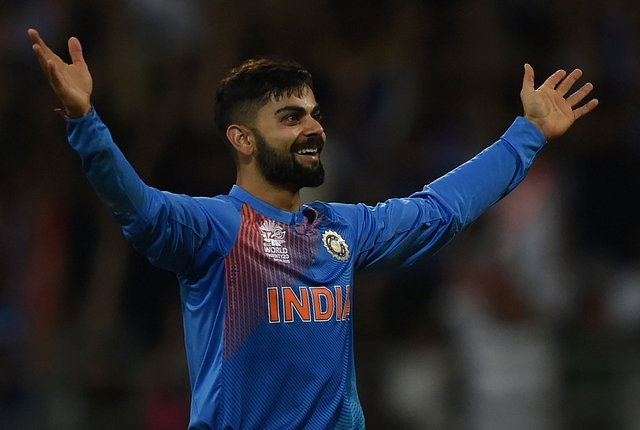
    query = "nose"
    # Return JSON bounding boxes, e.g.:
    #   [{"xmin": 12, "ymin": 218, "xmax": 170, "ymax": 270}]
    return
[{"xmin": 304, "ymin": 115, "xmax": 324, "ymax": 137}]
